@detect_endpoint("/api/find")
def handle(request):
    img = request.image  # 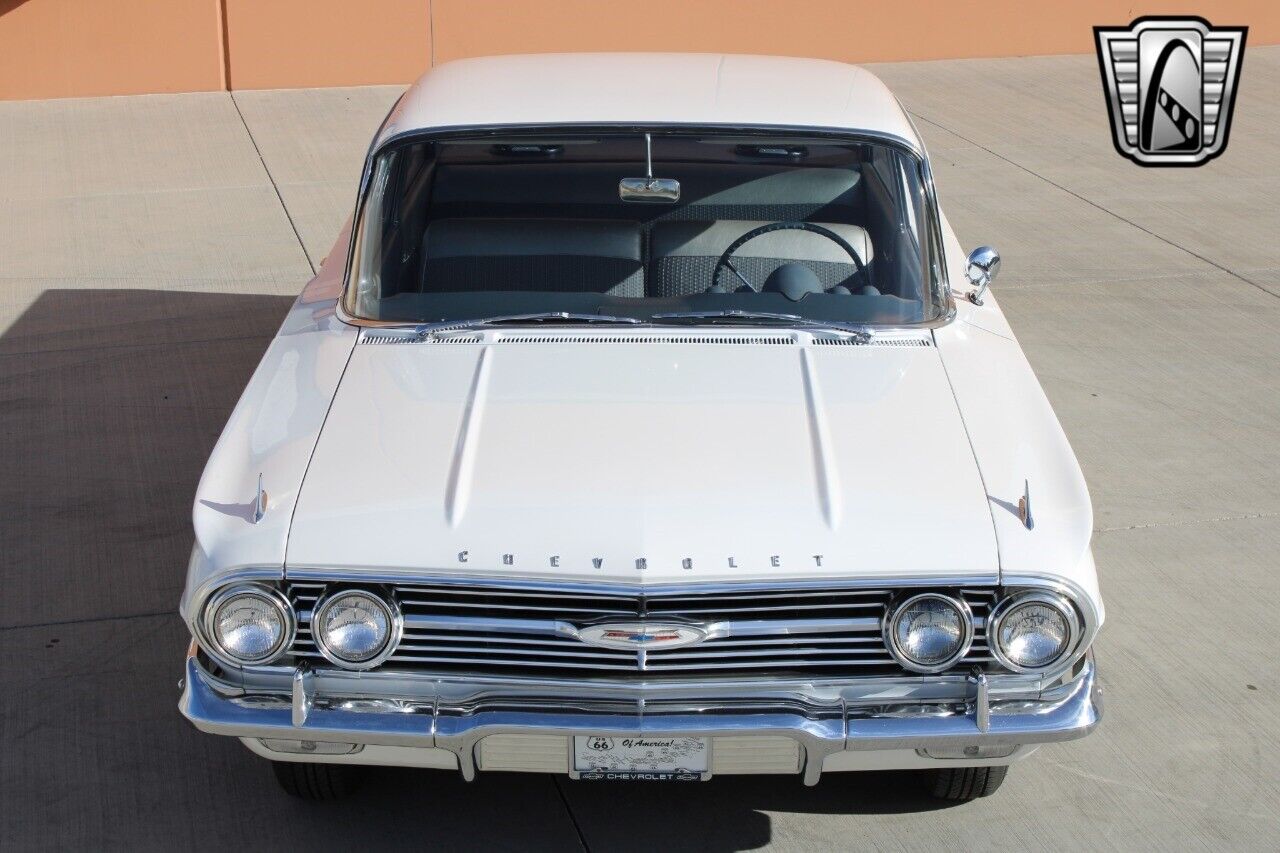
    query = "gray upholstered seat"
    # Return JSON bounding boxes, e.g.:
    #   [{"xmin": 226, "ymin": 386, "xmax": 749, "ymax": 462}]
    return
[
  {"xmin": 419, "ymin": 218, "xmax": 644, "ymax": 296},
  {"xmin": 428, "ymin": 164, "xmax": 863, "ymax": 224},
  {"xmin": 647, "ymin": 220, "xmax": 874, "ymax": 298}
]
